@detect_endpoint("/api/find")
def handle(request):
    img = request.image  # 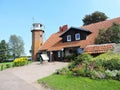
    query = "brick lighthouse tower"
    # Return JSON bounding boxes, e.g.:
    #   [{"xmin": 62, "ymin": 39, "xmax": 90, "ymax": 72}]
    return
[{"xmin": 31, "ymin": 23, "xmax": 44, "ymax": 61}]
